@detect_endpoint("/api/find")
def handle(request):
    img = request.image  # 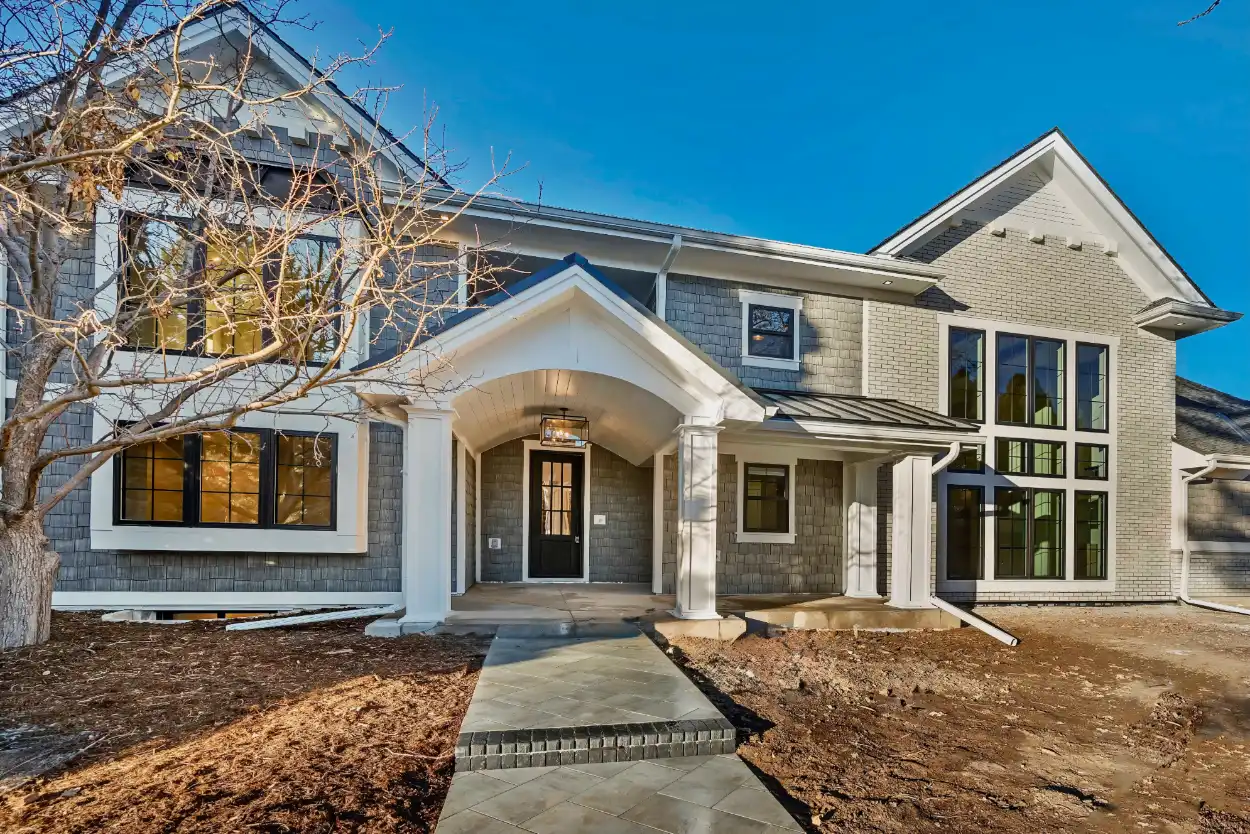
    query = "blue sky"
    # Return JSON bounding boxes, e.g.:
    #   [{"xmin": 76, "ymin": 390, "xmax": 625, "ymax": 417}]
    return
[{"xmin": 289, "ymin": 0, "xmax": 1250, "ymax": 396}]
